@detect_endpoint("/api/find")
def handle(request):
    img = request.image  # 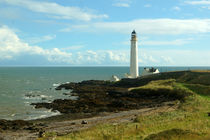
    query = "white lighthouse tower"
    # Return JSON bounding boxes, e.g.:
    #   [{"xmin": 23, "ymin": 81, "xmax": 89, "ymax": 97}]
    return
[{"xmin": 130, "ymin": 30, "xmax": 139, "ymax": 78}]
